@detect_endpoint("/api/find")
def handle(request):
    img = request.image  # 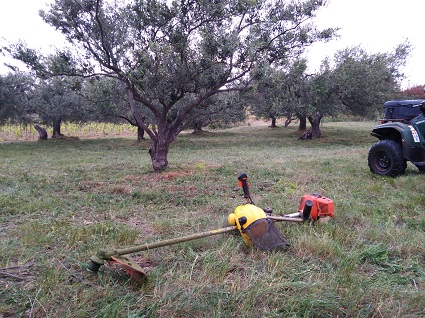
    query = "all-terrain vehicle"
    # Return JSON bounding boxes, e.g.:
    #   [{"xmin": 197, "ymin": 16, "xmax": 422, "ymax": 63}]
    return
[{"xmin": 368, "ymin": 99, "xmax": 425, "ymax": 176}]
